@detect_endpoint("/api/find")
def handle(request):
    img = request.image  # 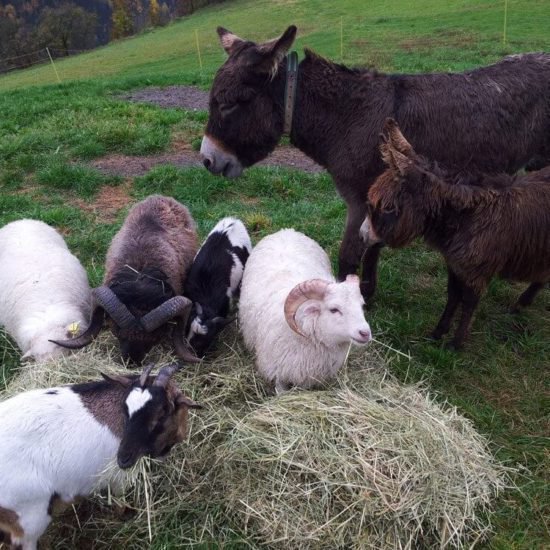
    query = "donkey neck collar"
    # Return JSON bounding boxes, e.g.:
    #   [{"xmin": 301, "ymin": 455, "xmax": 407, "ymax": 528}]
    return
[{"xmin": 283, "ymin": 51, "xmax": 299, "ymax": 136}]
